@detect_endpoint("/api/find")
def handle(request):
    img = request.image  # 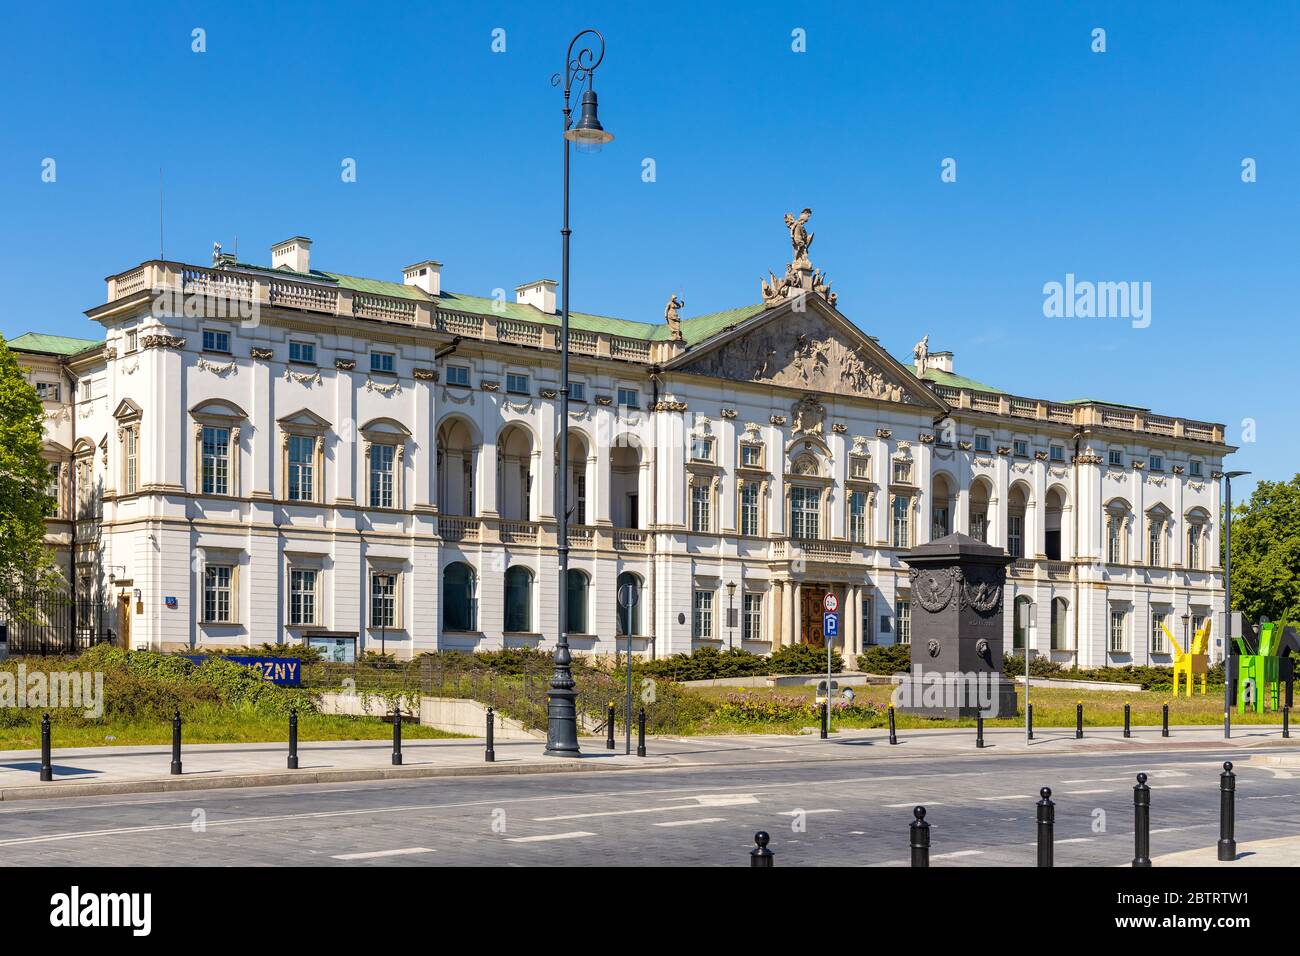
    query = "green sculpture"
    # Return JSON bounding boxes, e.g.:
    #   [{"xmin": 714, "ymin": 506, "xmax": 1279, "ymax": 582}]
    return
[{"xmin": 1232, "ymin": 621, "xmax": 1298, "ymax": 714}]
